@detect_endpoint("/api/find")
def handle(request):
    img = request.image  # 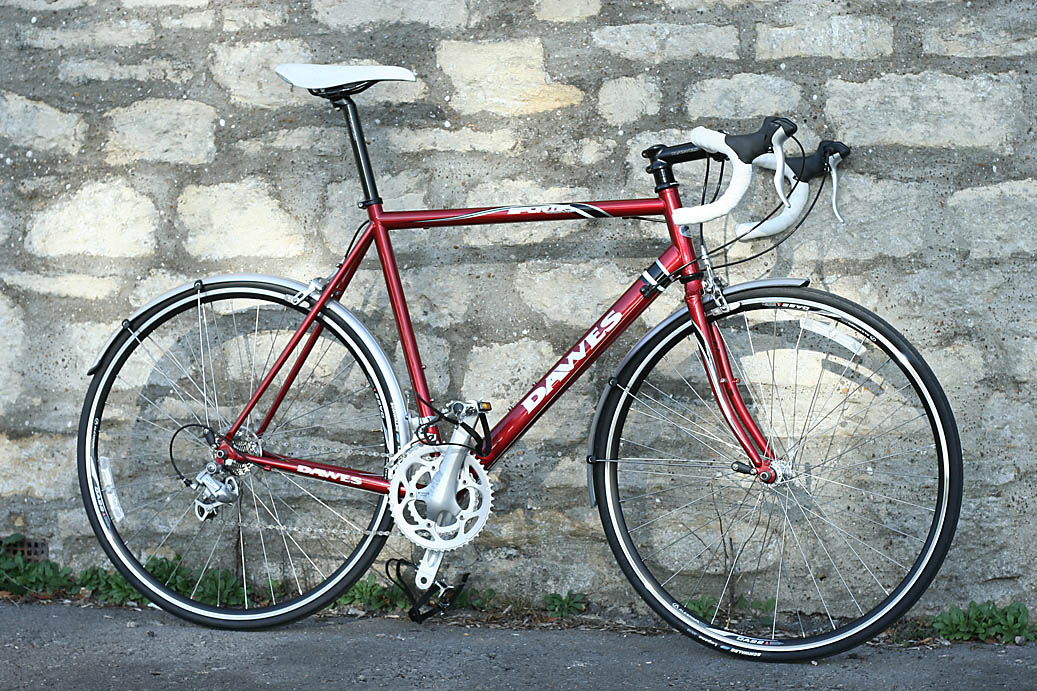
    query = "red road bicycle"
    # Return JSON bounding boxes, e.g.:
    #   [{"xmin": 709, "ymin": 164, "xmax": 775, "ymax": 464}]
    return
[{"xmin": 78, "ymin": 65, "xmax": 962, "ymax": 661}]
